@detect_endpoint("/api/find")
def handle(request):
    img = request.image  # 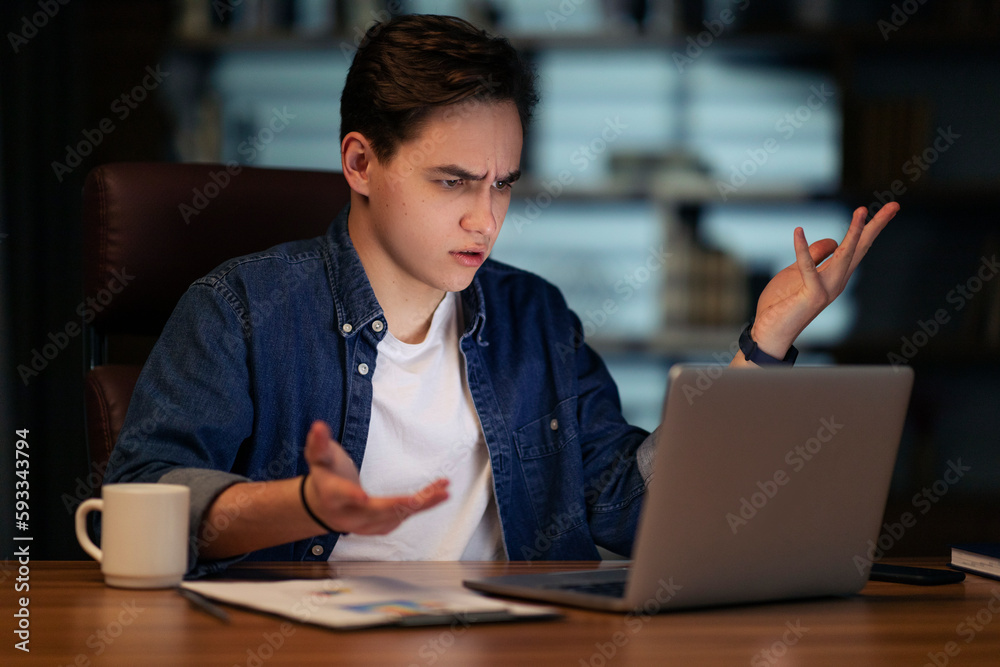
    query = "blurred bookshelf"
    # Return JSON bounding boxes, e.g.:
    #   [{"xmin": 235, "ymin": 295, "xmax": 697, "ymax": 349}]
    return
[{"xmin": 161, "ymin": 1, "xmax": 1000, "ymax": 541}]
